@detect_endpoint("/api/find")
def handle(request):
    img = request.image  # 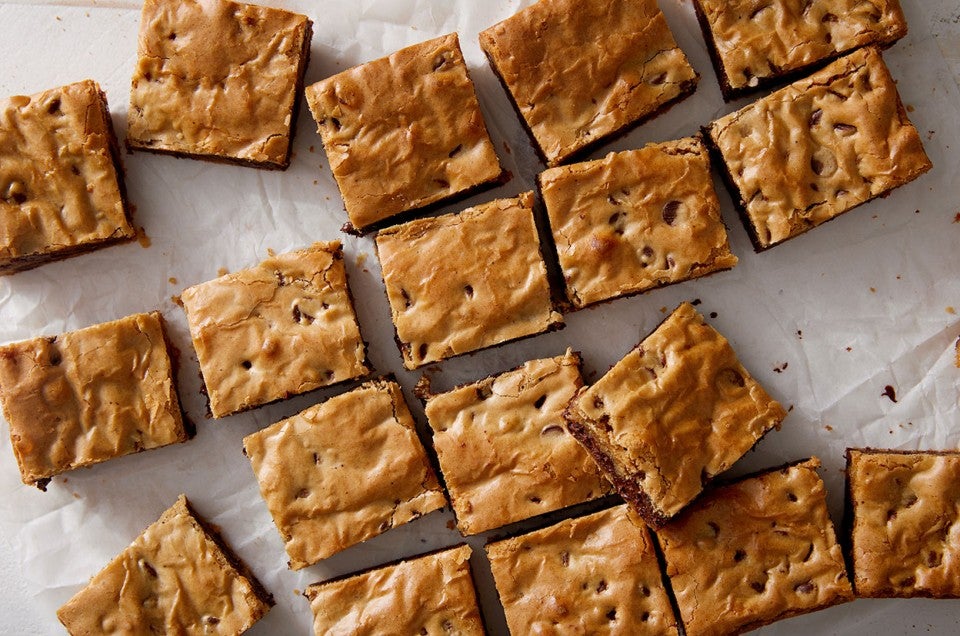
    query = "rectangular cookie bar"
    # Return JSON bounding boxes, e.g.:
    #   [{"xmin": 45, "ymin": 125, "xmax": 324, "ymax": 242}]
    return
[
  {"xmin": 57, "ymin": 495, "xmax": 273, "ymax": 635},
  {"xmin": 306, "ymin": 33, "xmax": 502, "ymax": 232},
  {"xmin": 486, "ymin": 505, "xmax": 679, "ymax": 635},
  {"xmin": 539, "ymin": 137, "xmax": 738, "ymax": 309},
  {"xmin": 693, "ymin": 0, "xmax": 907, "ymax": 99},
  {"xmin": 705, "ymin": 46, "xmax": 931, "ymax": 251},
  {"xmin": 656, "ymin": 459, "xmax": 854, "ymax": 636},
  {"xmin": 846, "ymin": 448, "xmax": 960, "ymax": 598},
  {"xmin": 127, "ymin": 0, "xmax": 312, "ymax": 169},
  {"xmin": 304, "ymin": 544, "xmax": 484, "ymax": 635},
  {"xmin": 180, "ymin": 241, "xmax": 369, "ymax": 418},
  {"xmin": 421, "ymin": 350, "xmax": 611, "ymax": 535},
  {"xmin": 479, "ymin": 0, "xmax": 698, "ymax": 166},
  {"xmin": 563, "ymin": 302, "xmax": 786, "ymax": 527},
  {"xmin": 243, "ymin": 378, "xmax": 447, "ymax": 568},
  {"xmin": 0, "ymin": 311, "xmax": 188, "ymax": 490},
  {"xmin": 375, "ymin": 191, "xmax": 563, "ymax": 370},
  {"xmin": 1, "ymin": 80, "xmax": 134, "ymax": 275}
]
